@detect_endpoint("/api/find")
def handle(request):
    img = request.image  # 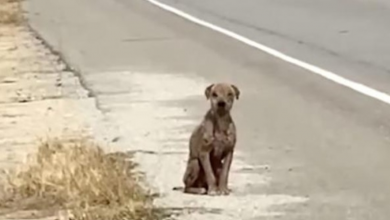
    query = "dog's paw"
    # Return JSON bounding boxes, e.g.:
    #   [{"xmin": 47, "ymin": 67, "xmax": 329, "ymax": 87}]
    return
[
  {"xmin": 207, "ymin": 187, "xmax": 219, "ymax": 196},
  {"xmin": 218, "ymin": 186, "xmax": 231, "ymax": 196}
]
